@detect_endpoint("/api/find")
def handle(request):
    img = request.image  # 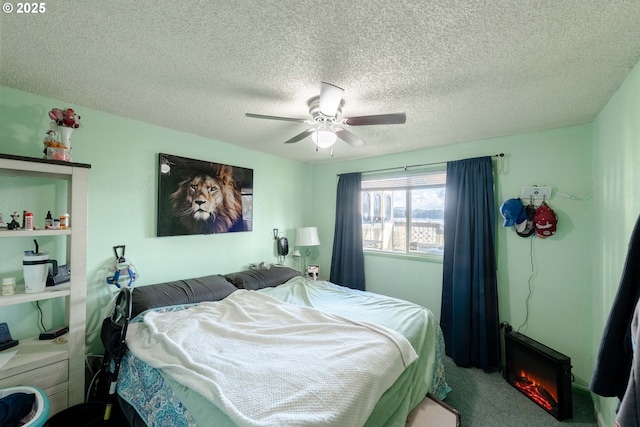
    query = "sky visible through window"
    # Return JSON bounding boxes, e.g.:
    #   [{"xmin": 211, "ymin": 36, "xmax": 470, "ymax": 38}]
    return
[{"xmin": 393, "ymin": 188, "xmax": 445, "ymax": 219}]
